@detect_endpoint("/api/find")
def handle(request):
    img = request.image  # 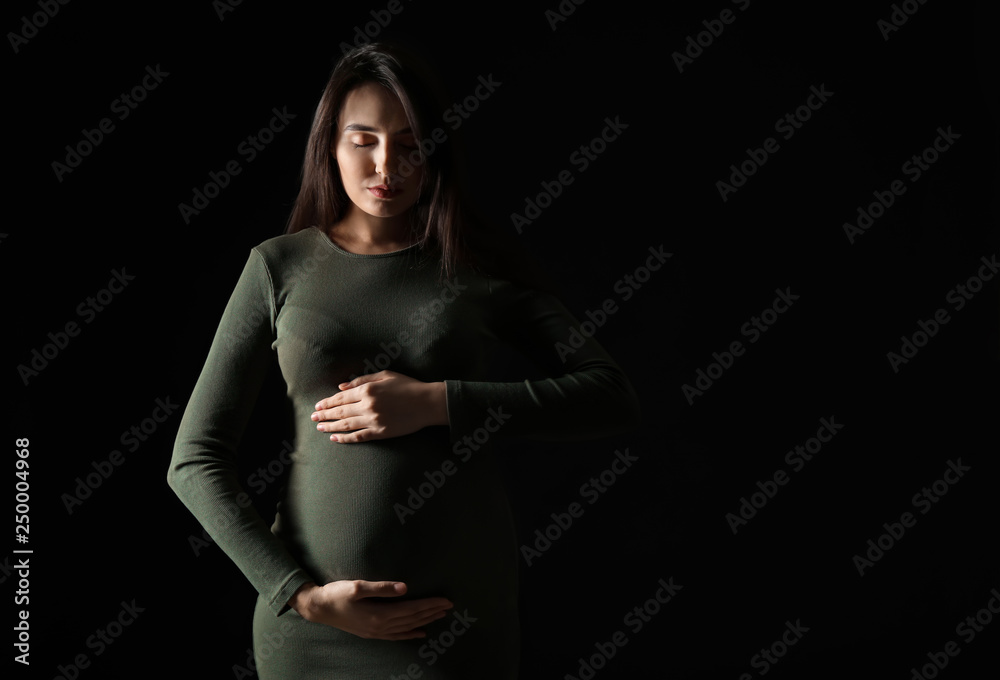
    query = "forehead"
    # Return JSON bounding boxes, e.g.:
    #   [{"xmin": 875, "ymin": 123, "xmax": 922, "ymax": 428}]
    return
[{"xmin": 338, "ymin": 81, "xmax": 409, "ymax": 130}]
